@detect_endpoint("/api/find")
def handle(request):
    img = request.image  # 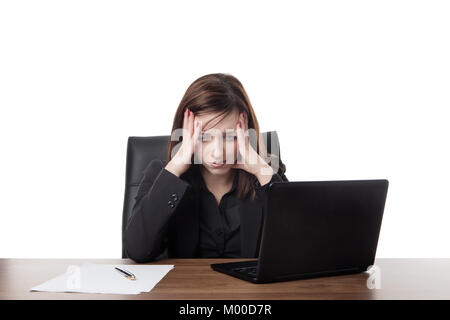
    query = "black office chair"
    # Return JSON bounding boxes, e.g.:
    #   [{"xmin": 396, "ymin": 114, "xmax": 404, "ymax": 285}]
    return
[{"xmin": 121, "ymin": 131, "xmax": 283, "ymax": 258}]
